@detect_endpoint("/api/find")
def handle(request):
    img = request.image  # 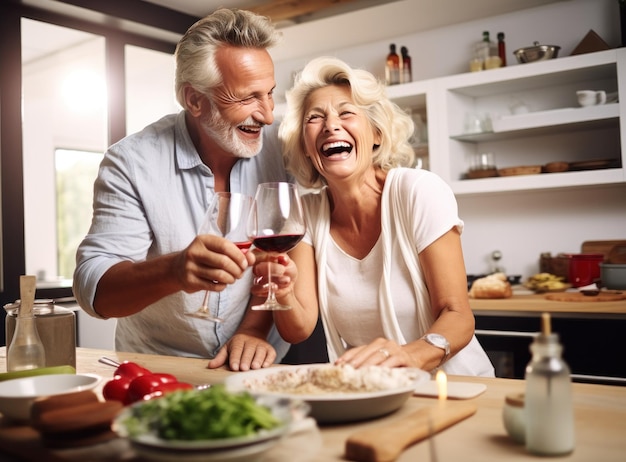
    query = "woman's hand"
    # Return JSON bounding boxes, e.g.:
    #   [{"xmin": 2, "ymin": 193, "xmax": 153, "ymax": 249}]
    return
[
  {"xmin": 250, "ymin": 251, "xmax": 298, "ymax": 302},
  {"xmin": 335, "ymin": 337, "xmax": 421, "ymax": 369}
]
